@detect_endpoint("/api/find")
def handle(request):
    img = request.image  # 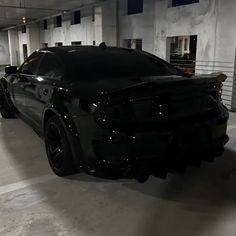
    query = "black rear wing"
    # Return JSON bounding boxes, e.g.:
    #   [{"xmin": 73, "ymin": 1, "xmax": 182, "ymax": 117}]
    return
[{"xmin": 193, "ymin": 72, "xmax": 227, "ymax": 83}]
